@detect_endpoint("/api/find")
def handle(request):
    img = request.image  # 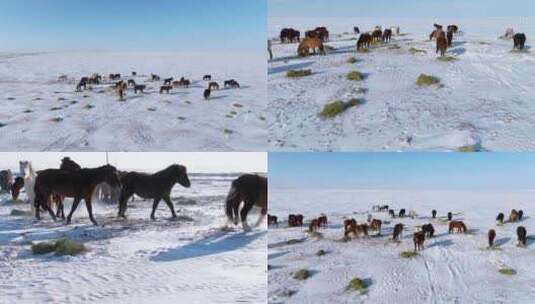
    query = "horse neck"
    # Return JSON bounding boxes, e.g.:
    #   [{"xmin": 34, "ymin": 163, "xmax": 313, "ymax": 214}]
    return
[{"xmin": 83, "ymin": 167, "xmax": 111, "ymax": 186}]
